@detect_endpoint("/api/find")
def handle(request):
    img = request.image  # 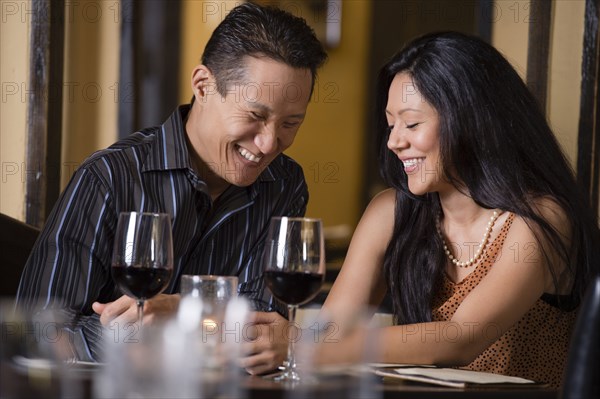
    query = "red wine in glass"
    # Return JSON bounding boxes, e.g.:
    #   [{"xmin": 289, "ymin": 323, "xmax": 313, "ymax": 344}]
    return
[
  {"xmin": 263, "ymin": 217, "xmax": 325, "ymax": 382},
  {"xmin": 263, "ymin": 270, "xmax": 323, "ymax": 306},
  {"xmin": 111, "ymin": 212, "xmax": 174, "ymax": 328},
  {"xmin": 111, "ymin": 265, "xmax": 172, "ymax": 300}
]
